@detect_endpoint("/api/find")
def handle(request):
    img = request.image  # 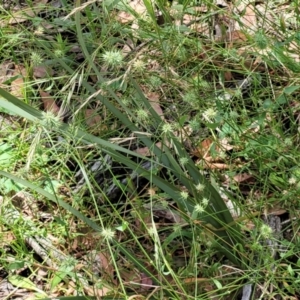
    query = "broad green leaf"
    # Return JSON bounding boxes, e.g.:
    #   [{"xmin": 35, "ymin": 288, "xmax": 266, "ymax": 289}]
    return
[
  {"xmin": 7, "ymin": 260, "xmax": 25, "ymax": 271},
  {"xmin": 8, "ymin": 275, "xmax": 47, "ymax": 296},
  {"xmin": 0, "ymin": 88, "xmax": 42, "ymax": 121},
  {"xmin": 284, "ymin": 85, "xmax": 300, "ymax": 94},
  {"xmin": 50, "ymin": 260, "xmax": 76, "ymax": 290}
]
